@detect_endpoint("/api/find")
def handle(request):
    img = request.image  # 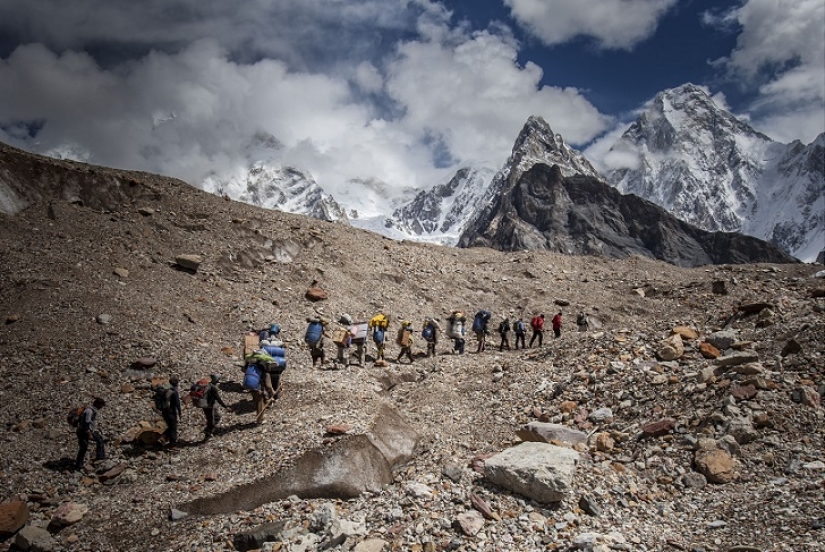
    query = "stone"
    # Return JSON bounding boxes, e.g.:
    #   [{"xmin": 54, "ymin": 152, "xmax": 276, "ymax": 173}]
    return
[
  {"xmin": 131, "ymin": 357, "xmax": 157, "ymax": 369},
  {"xmin": 640, "ymin": 418, "xmax": 676, "ymax": 438},
  {"xmin": 781, "ymin": 339, "xmax": 802, "ymax": 357},
  {"xmin": 730, "ymin": 363, "xmax": 765, "ymax": 376},
  {"xmin": 305, "ymin": 281, "xmax": 327, "ymax": 302},
  {"xmin": 697, "ymin": 367, "xmax": 716, "ymax": 383},
  {"xmin": 672, "ymin": 326, "xmax": 698, "ymax": 340},
  {"xmin": 681, "ymin": 472, "xmax": 707, "ymax": 489},
  {"xmin": 559, "ymin": 401, "xmax": 577, "ymax": 413},
  {"xmin": 325, "ymin": 424, "xmax": 352, "ymax": 435},
  {"xmin": 731, "ymin": 384, "xmax": 757, "ymax": 401},
  {"xmin": 50, "ymin": 502, "xmax": 88, "ymax": 527},
  {"xmin": 594, "ymin": 432, "xmax": 614, "ymax": 452},
  {"xmin": 113, "ymin": 267, "xmax": 129, "ymax": 279},
  {"xmin": 656, "ymin": 334, "xmax": 684, "ymax": 361},
  {"xmin": 738, "ymin": 302, "xmax": 773, "ymax": 314},
  {"xmin": 175, "ymin": 254, "xmax": 202, "ymax": 272},
  {"xmin": 695, "ymin": 449, "xmax": 736, "ymax": 484},
  {"xmin": 6, "ymin": 314, "xmax": 20, "ymax": 324},
  {"xmin": 484, "ymin": 442, "xmax": 579, "ymax": 503},
  {"xmin": 354, "ymin": 539, "xmax": 387, "ymax": 552},
  {"xmin": 711, "ymin": 280, "xmax": 728, "ymax": 295},
  {"xmin": 699, "ymin": 342, "xmax": 721, "ymax": 359},
  {"xmin": 0, "ymin": 500, "xmax": 29, "ymax": 538},
  {"xmin": 233, "ymin": 520, "xmax": 288, "ymax": 552},
  {"xmin": 96, "ymin": 313, "xmax": 112, "ymax": 325},
  {"xmin": 441, "ymin": 464, "xmax": 463, "ymax": 483},
  {"xmin": 453, "ymin": 510, "xmax": 485, "ymax": 536},
  {"xmin": 99, "ymin": 463, "xmax": 126, "ymax": 483},
  {"xmin": 726, "ymin": 418, "xmax": 759, "ymax": 445},
  {"xmin": 14, "ymin": 525, "xmax": 56, "ymax": 552},
  {"xmin": 791, "ymin": 387, "xmax": 821, "ymax": 408},
  {"xmin": 517, "ymin": 422, "xmax": 588, "ymax": 445},
  {"xmin": 706, "ymin": 330, "xmax": 737, "ymax": 351},
  {"xmin": 589, "ymin": 407, "xmax": 613, "ymax": 423},
  {"xmin": 169, "ymin": 509, "xmax": 188, "ymax": 521},
  {"xmin": 715, "ymin": 351, "xmax": 759, "ymax": 367},
  {"xmin": 470, "ymin": 493, "xmax": 499, "ymax": 520},
  {"xmin": 578, "ymin": 494, "xmax": 602, "ymax": 516}
]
